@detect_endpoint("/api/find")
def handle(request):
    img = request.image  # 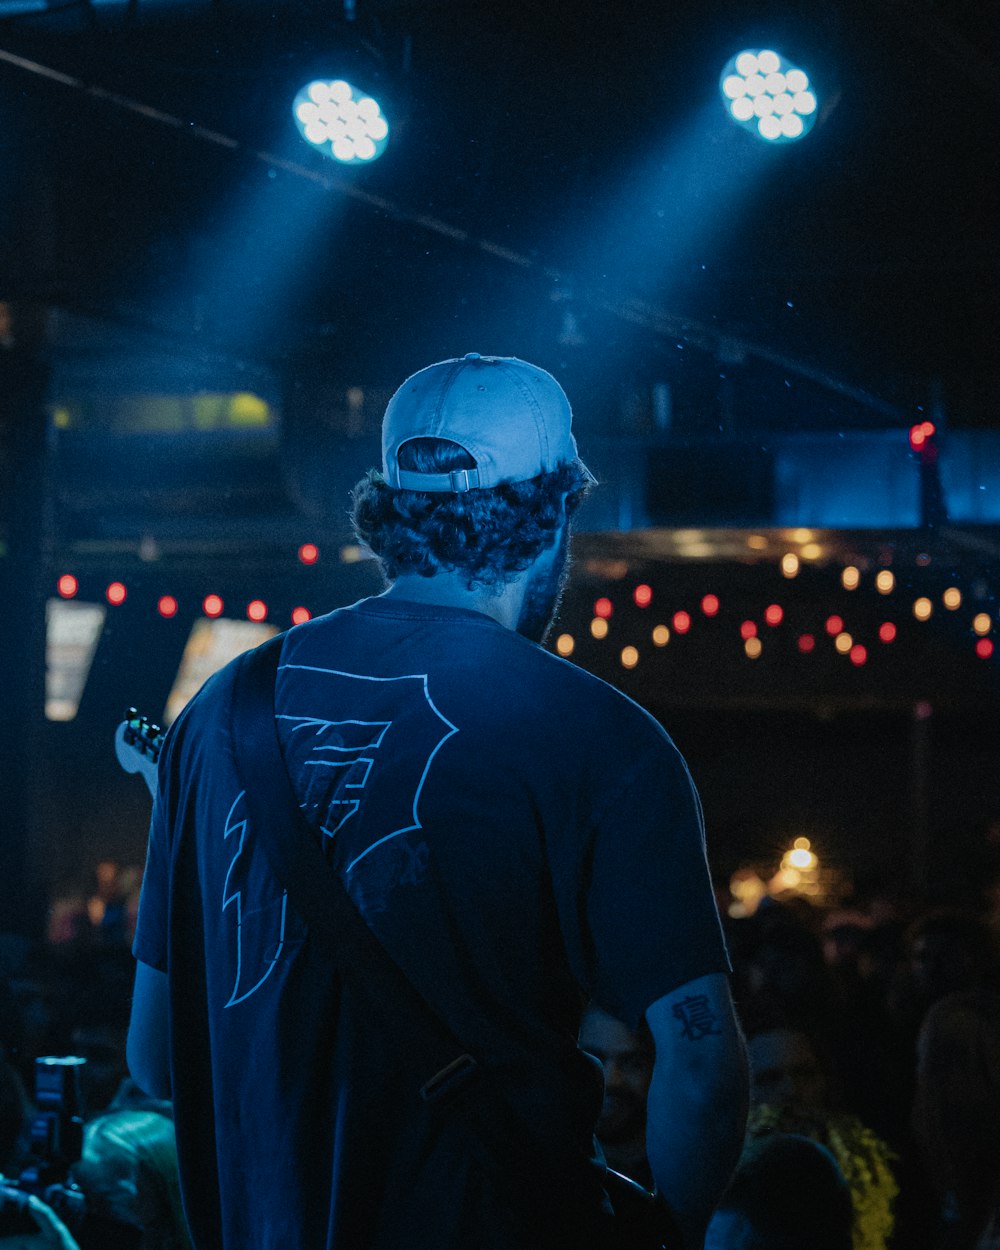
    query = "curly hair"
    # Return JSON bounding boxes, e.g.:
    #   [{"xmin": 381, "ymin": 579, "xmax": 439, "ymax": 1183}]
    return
[{"xmin": 351, "ymin": 438, "xmax": 593, "ymax": 589}]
